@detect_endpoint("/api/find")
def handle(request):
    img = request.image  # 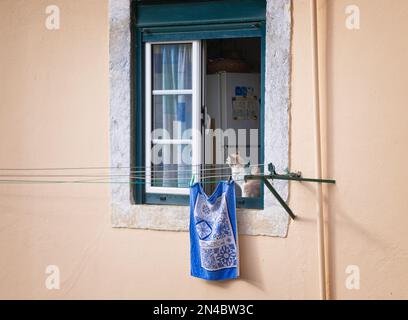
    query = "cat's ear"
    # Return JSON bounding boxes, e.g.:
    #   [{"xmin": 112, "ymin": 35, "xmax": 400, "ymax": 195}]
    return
[
  {"xmin": 238, "ymin": 156, "xmax": 243, "ymax": 164},
  {"xmin": 226, "ymin": 153, "xmax": 236, "ymax": 164}
]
